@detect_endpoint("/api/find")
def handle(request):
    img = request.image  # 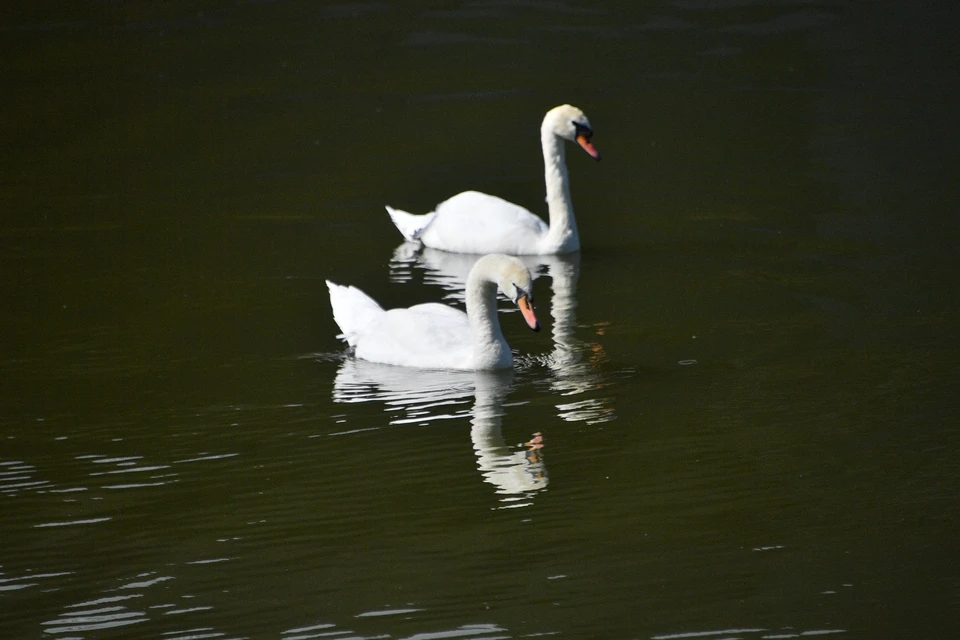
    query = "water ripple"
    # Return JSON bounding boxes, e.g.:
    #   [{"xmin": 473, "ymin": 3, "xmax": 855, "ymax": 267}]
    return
[
  {"xmin": 175, "ymin": 453, "xmax": 240, "ymax": 464},
  {"xmin": 0, "ymin": 459, "xmax": 54, "ymax": 494},
  {"xmin": 119, "ymin": 573, "xmax": 175, "ymax": 589},
  {"xmin": 282, "ymin": 620, "xmax": 391, "ymax": 640},
  {"xmin": 650, "ymin": 629, "xmax": 846, "ymax": 640},
  {"xmin": 34, "ymin": 517, "xmax": 112, "ymax": 528},
  {"xmin": 161, "ymin": 629, "xmax": 231, "ymax": 640},
  {"xmin": 356, "ymin": 607, "xmax": 424, "ymax": 618},
  {"xmin": 281, "ymin": 622, "xmax": 335, "ymax": 637},
  {"xmin": 0, "ymin": 570, "xmax": 72, "ymax": 592},
  {"xmin": 387, "ymin": 245, "xmax": 617, "ymax": 426},
  {"xmin": 41, "ymin": 605, "xmax": 148, "ymax": 635},
  {"xmin": 399, "ymin": 623, "xmax": 507, "ymax": 640},
  {"xmin": 331, "ymin": 361, "xmax": 547, "ymax": 507}
]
